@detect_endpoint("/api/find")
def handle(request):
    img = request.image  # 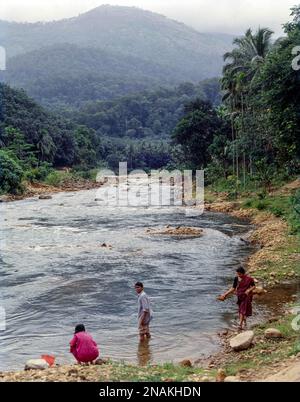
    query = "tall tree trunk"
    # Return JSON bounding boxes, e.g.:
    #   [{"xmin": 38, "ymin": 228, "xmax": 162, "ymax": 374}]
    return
[{"xmin": 231, "ymin": 114, "xmax": 235, "ymax": 175}]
